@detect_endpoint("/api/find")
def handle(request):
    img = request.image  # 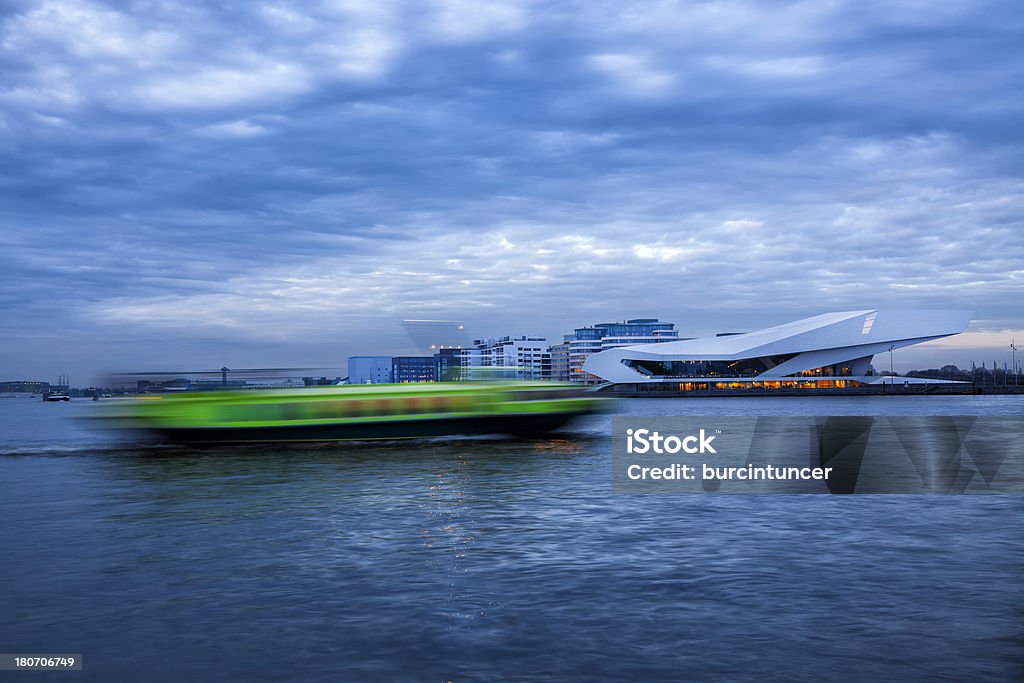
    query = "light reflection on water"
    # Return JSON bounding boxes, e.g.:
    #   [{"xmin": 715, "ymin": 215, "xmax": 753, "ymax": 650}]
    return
[{"xmin": 0, "ymin": 395, "xmax": 1021, "ymax": 681}]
